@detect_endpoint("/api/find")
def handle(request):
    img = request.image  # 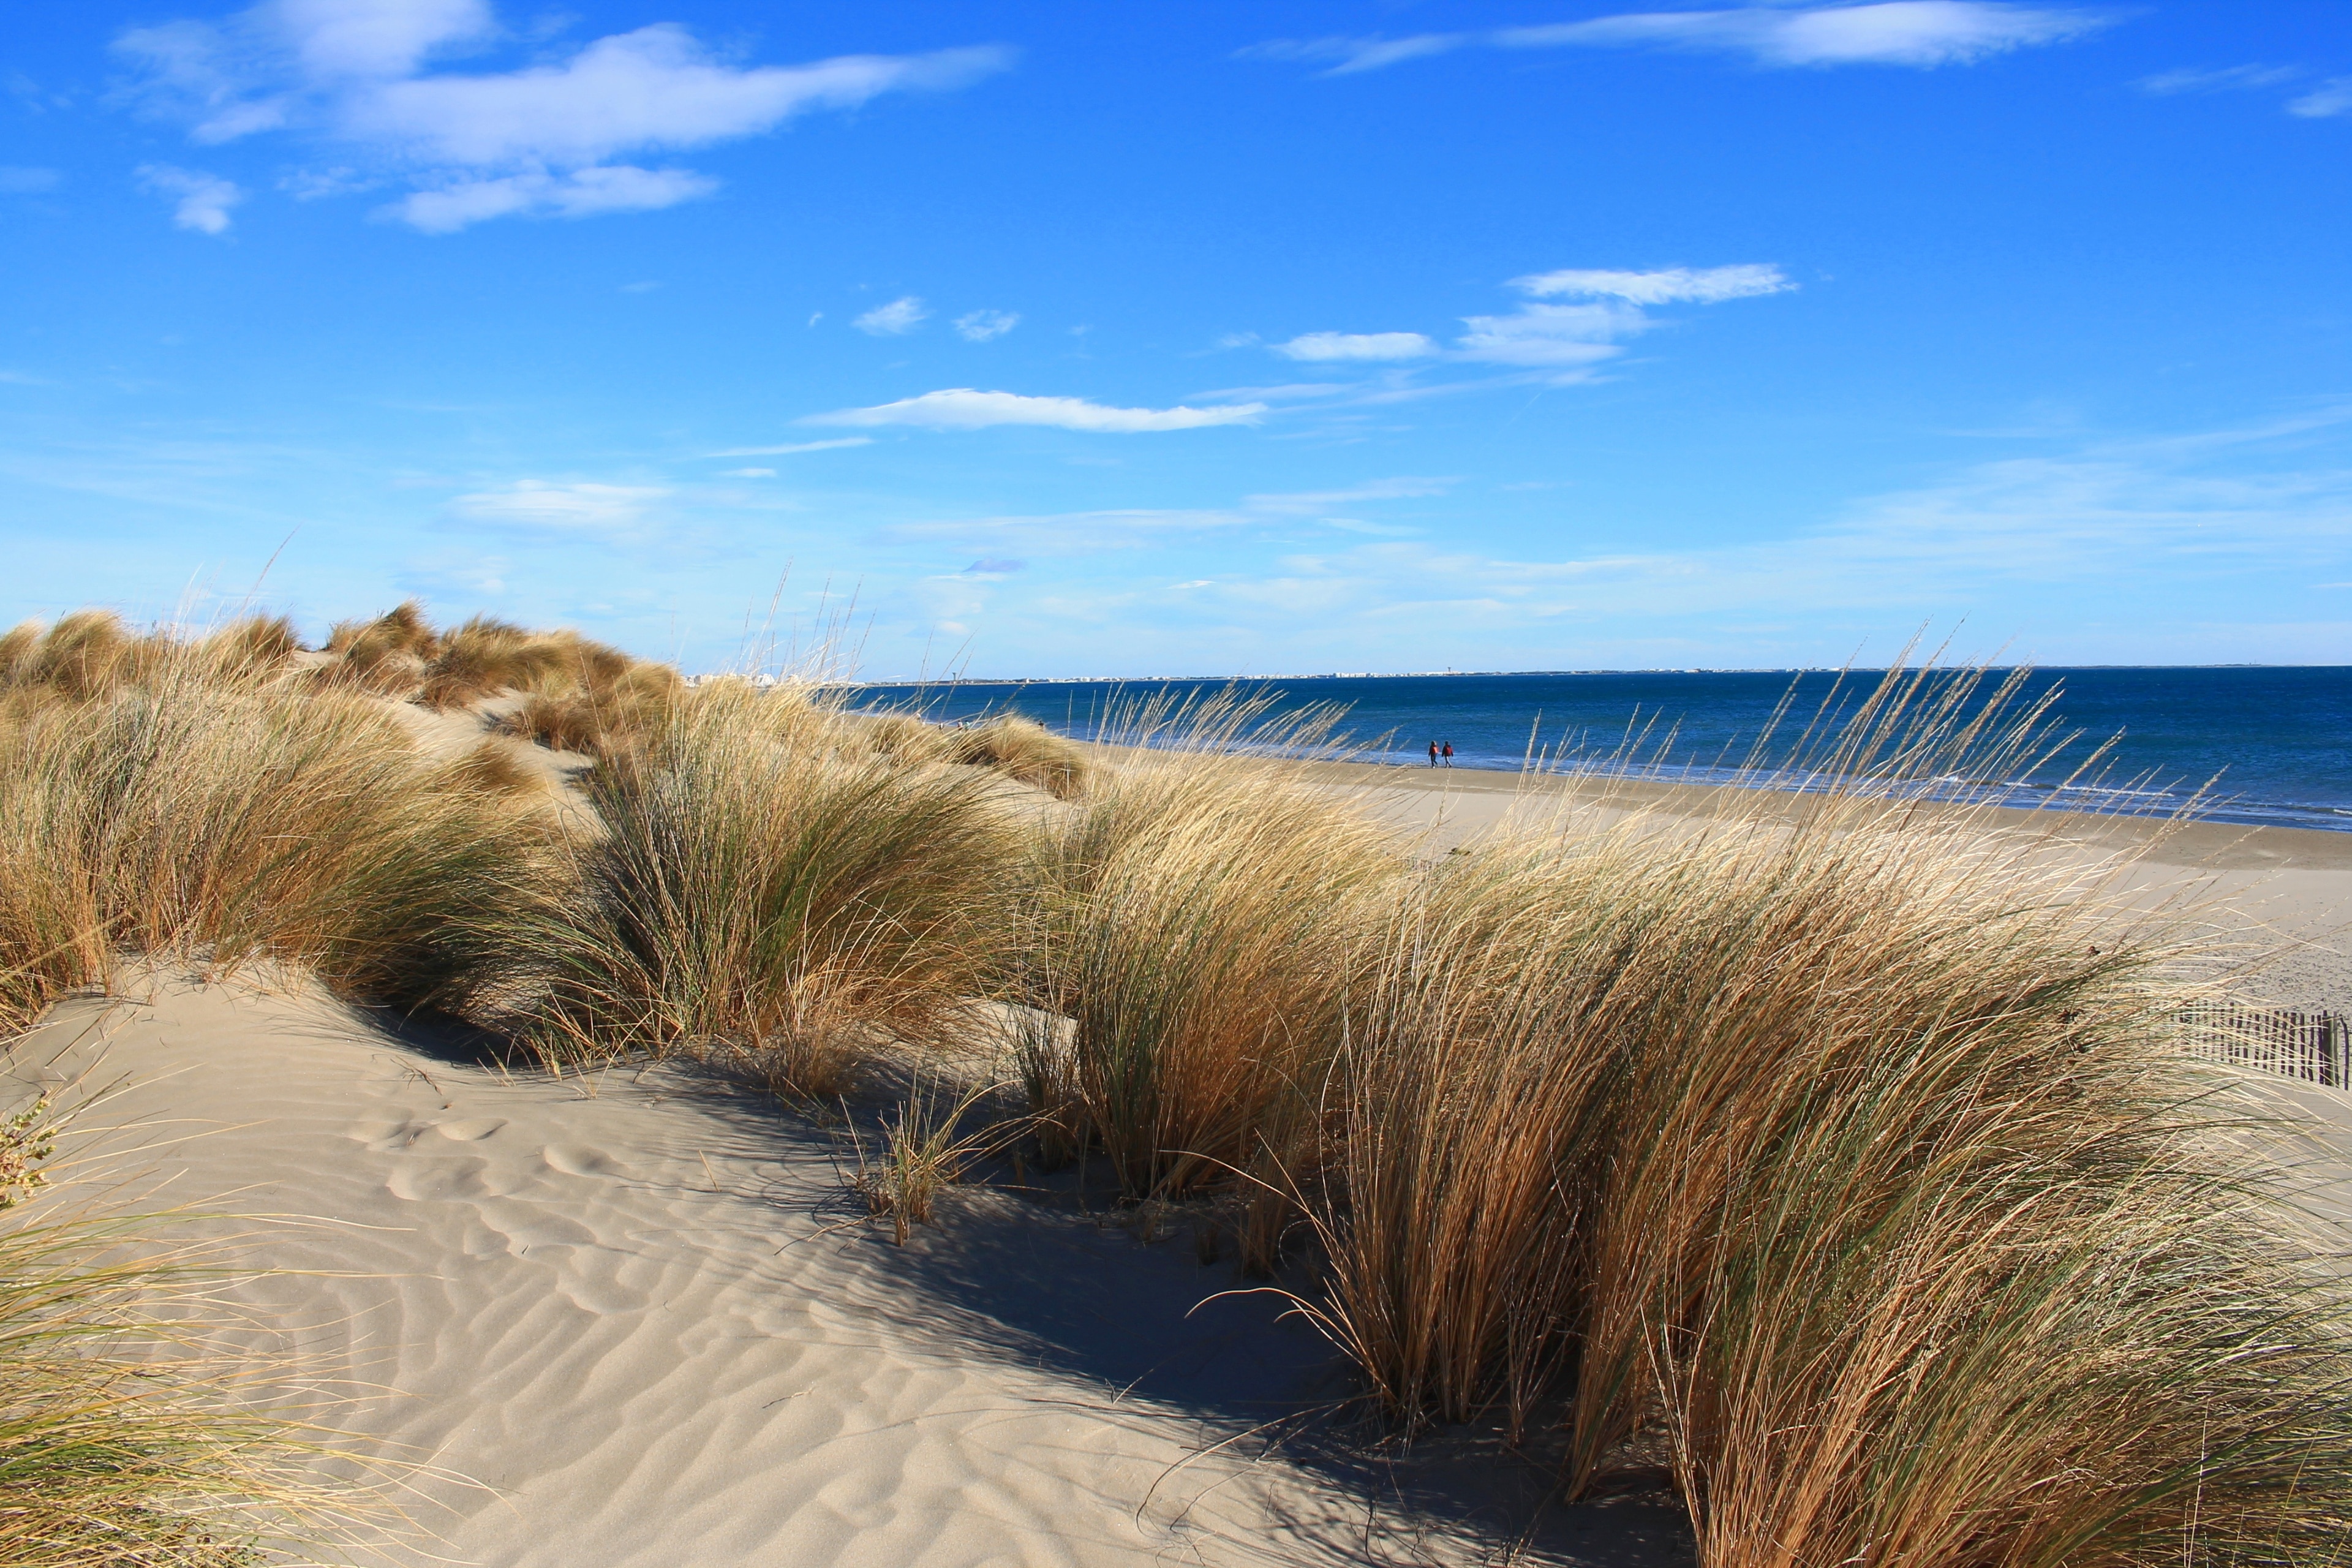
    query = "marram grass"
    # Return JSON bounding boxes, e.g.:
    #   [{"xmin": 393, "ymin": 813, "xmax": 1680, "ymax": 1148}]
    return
[
  {"xmin": 0, "ymin": 633, "xmax": 562, "ymax": 1033},
  {"xmin": 4, "ymin": 606, "xmax": 2348, "ymax": 1566},
  {"xmin": 1292, "ymin": 664, "xmax": 2352, "ymax": 1566},
  {"xmin": 525, "ymin": 677, "xmax": 1030, "ymax": 1097}
]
